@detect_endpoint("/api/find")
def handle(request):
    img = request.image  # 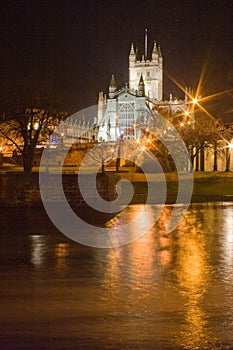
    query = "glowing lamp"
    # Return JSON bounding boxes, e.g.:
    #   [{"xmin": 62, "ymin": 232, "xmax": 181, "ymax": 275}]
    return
[{"xmin": 34, "ymin": 122, "xmax": 39, "ymax": 130}]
